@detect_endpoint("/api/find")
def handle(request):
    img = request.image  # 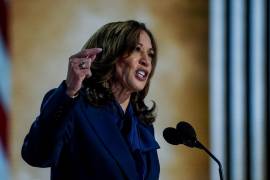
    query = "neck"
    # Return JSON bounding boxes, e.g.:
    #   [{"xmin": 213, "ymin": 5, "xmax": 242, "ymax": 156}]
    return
[{"xmin": 111, "ymin": 83, "xmax": 132, "ymax": 112}]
